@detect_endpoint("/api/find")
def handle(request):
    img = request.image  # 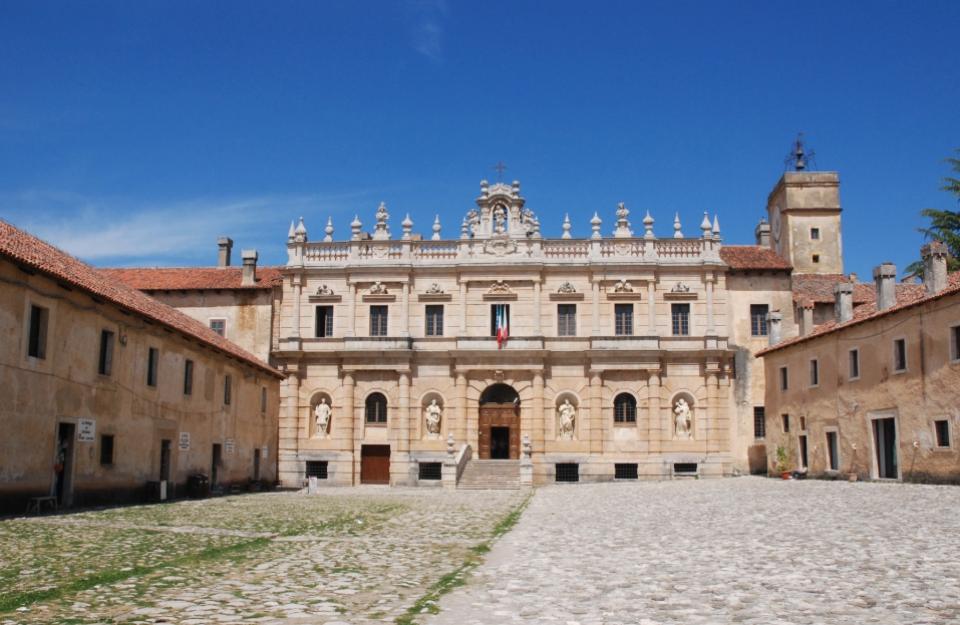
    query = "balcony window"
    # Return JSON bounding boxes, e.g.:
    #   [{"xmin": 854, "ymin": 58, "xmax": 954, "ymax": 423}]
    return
[
  {"xmin": 315, "ymin": 306, "xmax": 333, "ymax": 337},
  {"xmin": 365, "ymin": 392, "xmax": 388, "ymax": 424},
  {"xmin": 557, "ymin": 304, "xmax": 577, "ymax": 337},
  {"xmin": 671, "ymin": 303, "xmax": 690, "ymax": 336},
  {"xmin": 370, "ymin": 306, "xmax": 388, "ymax": 337},
  {"xmin": 613, "ymin": 393, "xmax": 637, "ymax": 424},
  {"xmin": 425, "ymin": 305, "xmax": 444, "ymax": 336},
  {"xmin": 614, "ymin": 304, "xmax": 633, "ymax": 336}
]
